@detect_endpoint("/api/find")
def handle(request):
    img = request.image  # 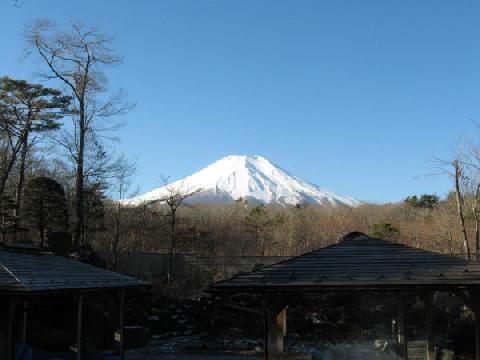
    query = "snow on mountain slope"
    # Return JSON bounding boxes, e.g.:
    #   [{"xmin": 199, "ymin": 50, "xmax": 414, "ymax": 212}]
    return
[{"xmin": 126, "ymin": 155, "xmax": 360, "ymax": 207}]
